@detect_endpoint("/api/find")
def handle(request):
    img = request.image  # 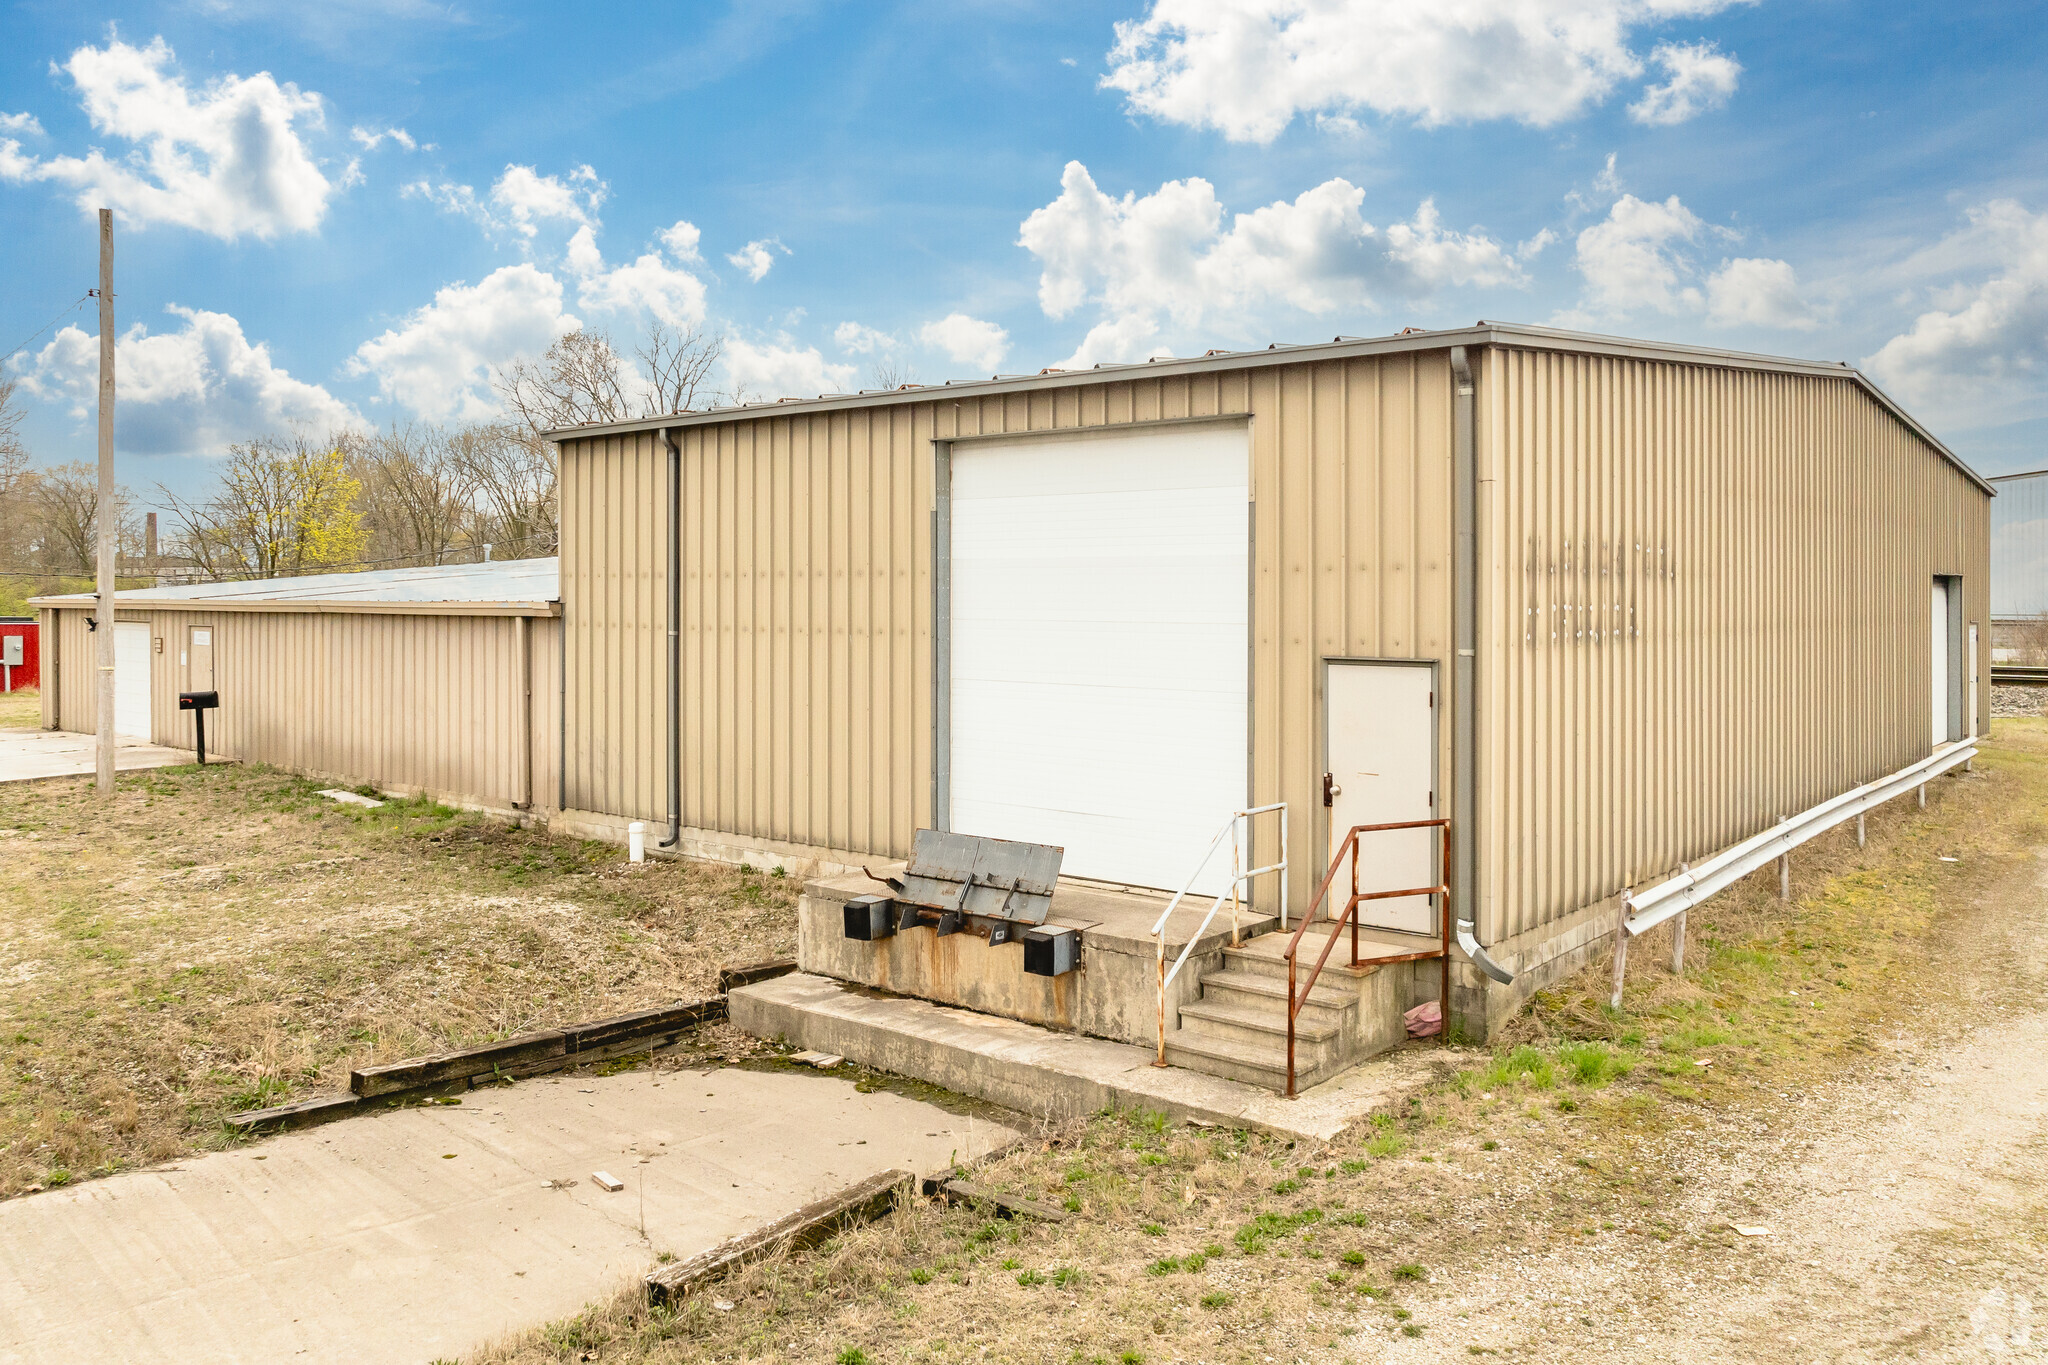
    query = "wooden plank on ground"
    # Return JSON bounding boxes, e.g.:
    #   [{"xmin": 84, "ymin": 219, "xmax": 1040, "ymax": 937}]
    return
[
  {"xmin": 350, "ymin": 1029, "xmax": 567, "ymax": 1097},
  {"xmin": 645, "ymin": 1169, "xmax": 912, "ymax": 1306},
  {"xmin": 719, "ymin": 959, "xmax": 798, "ymax": 994},
  {"xmin": 562, "ymin": 999, "xmax": 725, "ymax": 1052},
  {"xmin": 918, "ymin": 1176, "xmax": 1068, "ymax": 1222}
]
